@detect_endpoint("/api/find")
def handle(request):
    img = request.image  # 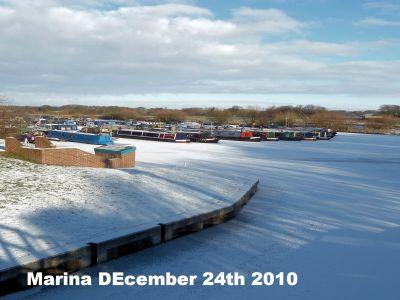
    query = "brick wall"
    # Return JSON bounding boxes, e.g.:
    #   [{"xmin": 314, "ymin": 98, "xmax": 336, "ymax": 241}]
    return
[
  {"xmin": 5, "ymin": 138, "xmax": 44, "ymax": 163},
  {"xmin": 35, "ymin": 136, "xmax": 55, "ymax": 148},
  {"xmin": 20, "ymin": 148, "xmax": 44, "ymax": 163},
  {"xmin": 120, "ymin": 152, "xmax": 135, "ymax": 168},
  {"xmin": 5, "ymin": 137, "xmax": 135, "ymax": 169},
  {"xmin": 5, "ymin": 137, "xmax": 22, "ymax": 153},
  {"xmin": 94, "ymin": 152, "xmax": 135, "ymax": 168},
  {"xmin": 41, "ymin": 148, "xmax": 107, "ymax": 168}
]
